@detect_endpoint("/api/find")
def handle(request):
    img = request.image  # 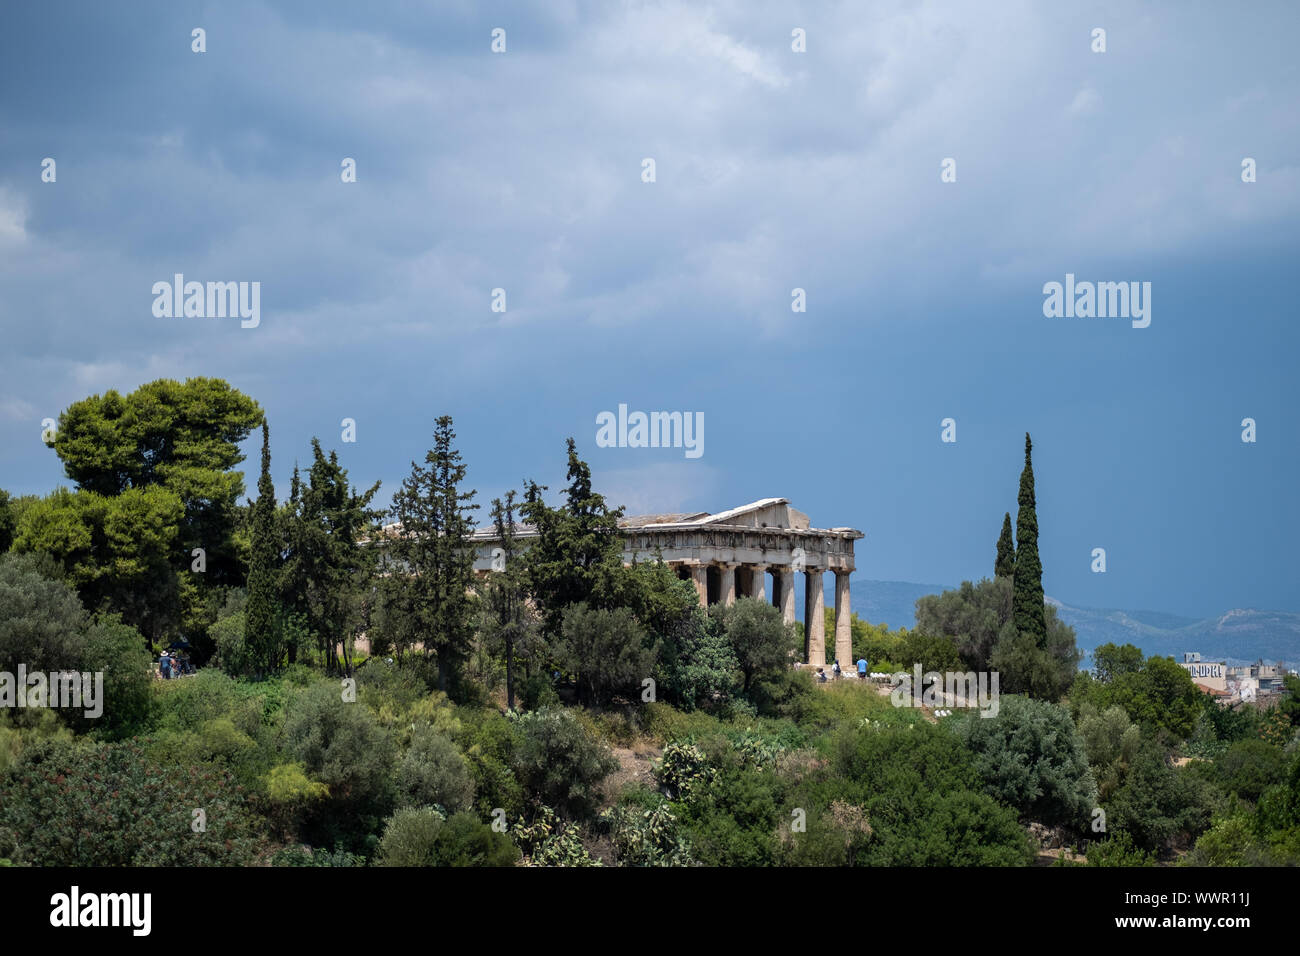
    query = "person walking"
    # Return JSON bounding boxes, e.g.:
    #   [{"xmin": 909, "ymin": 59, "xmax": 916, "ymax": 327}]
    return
[
  {"xmin": 857, "ymin": 657, "xmax": 869, "ymax": 680},
  {"xmin": 832, "ymin": 660, "xmax": 842, "ymax": 679}
]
